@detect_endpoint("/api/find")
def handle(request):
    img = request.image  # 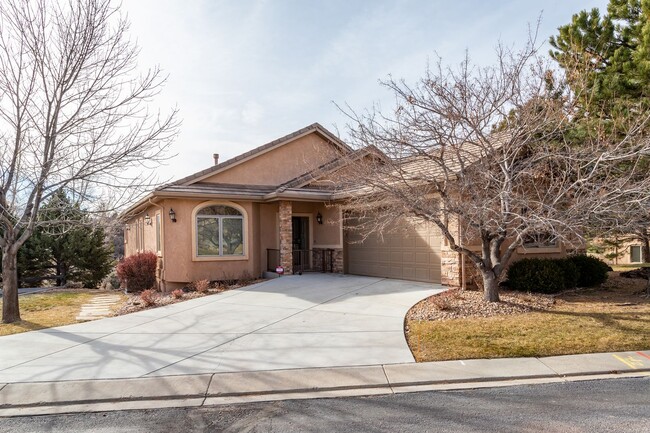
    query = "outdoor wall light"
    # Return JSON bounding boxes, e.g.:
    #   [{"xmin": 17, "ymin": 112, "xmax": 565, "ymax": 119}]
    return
[
  {"xmin": 144, "ymin": 213, "xmax": 152, "ymax": 225},
  {"xmin": 169, "ymin": 208, "xmax": 177, "ymax": 222},
  {"xmin": 316, "ymin": 212, "xmax": 323, "ymax": 225}
]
